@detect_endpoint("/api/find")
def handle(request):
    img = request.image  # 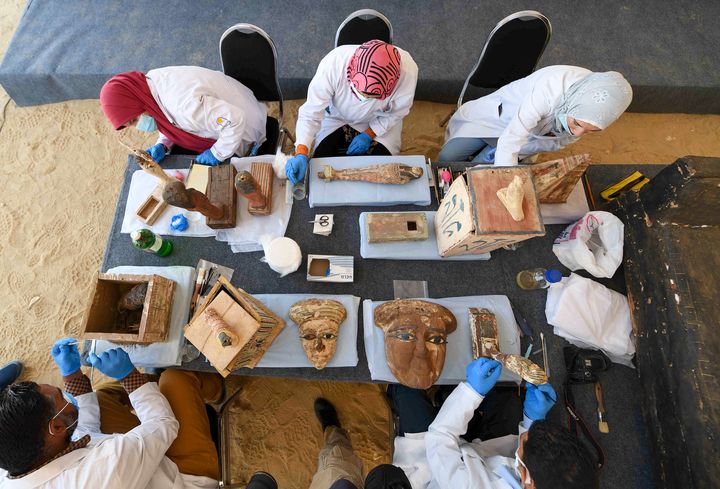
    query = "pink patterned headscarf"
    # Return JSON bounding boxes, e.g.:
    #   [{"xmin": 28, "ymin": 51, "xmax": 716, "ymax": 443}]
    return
[{"xmin": 346, "ymin": 40, "xmax": 401, "ymax": 100}]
